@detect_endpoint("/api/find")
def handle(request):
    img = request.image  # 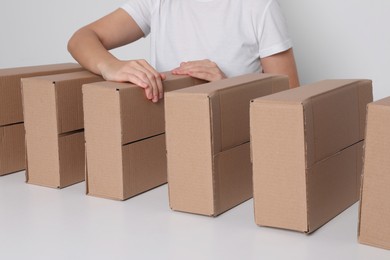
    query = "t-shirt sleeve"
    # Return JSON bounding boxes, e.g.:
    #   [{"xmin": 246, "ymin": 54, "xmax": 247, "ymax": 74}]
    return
[
  {"xmin": 120, "ymin": 0, "xmax": 155, "ymax": 36},
  {"xmin": 257, "ymin": 0, "xmax": 293, "ymax": 58}
]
